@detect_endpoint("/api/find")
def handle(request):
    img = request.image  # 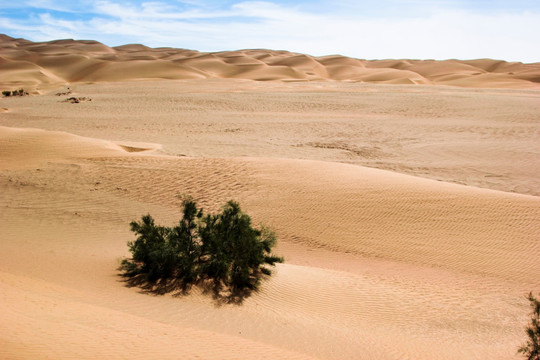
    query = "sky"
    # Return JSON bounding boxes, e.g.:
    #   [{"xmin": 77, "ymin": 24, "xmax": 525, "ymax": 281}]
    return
[{"xmin": 0, "ymin": 0, "xmax": 539, "ymax": 62}]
